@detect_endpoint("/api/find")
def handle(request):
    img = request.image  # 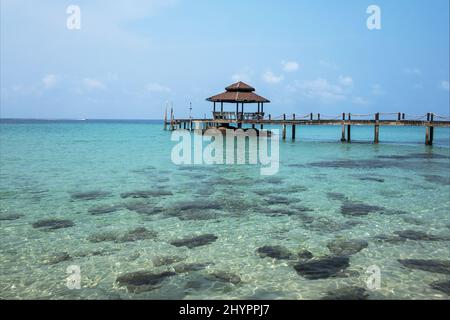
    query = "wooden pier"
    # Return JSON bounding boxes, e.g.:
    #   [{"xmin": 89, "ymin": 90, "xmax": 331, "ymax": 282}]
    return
[
  {"xmin": 165, "ymin": 112, "xmax": 450, "ymax": 146},
  {"xmin": 164, "ymin": 81, "xmax": 450, "ymax": 146}
]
